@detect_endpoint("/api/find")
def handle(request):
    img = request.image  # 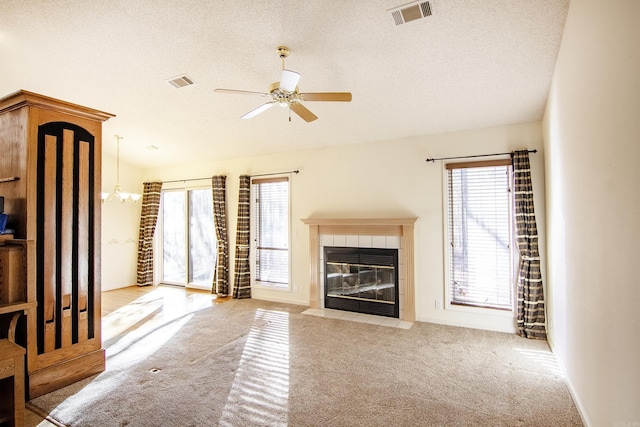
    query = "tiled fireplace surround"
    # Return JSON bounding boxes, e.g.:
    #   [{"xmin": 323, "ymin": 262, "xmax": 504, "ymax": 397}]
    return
[{"xmin": 301, "ymin": 218, "xmax": 418, "ymax": 322}]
